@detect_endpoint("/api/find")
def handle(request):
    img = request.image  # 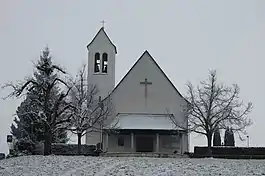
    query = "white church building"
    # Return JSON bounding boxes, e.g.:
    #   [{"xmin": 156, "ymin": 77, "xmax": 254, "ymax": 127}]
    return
[{"xmin": 86, "ymin": 27, "xmax": 189, "ymax": 155}]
